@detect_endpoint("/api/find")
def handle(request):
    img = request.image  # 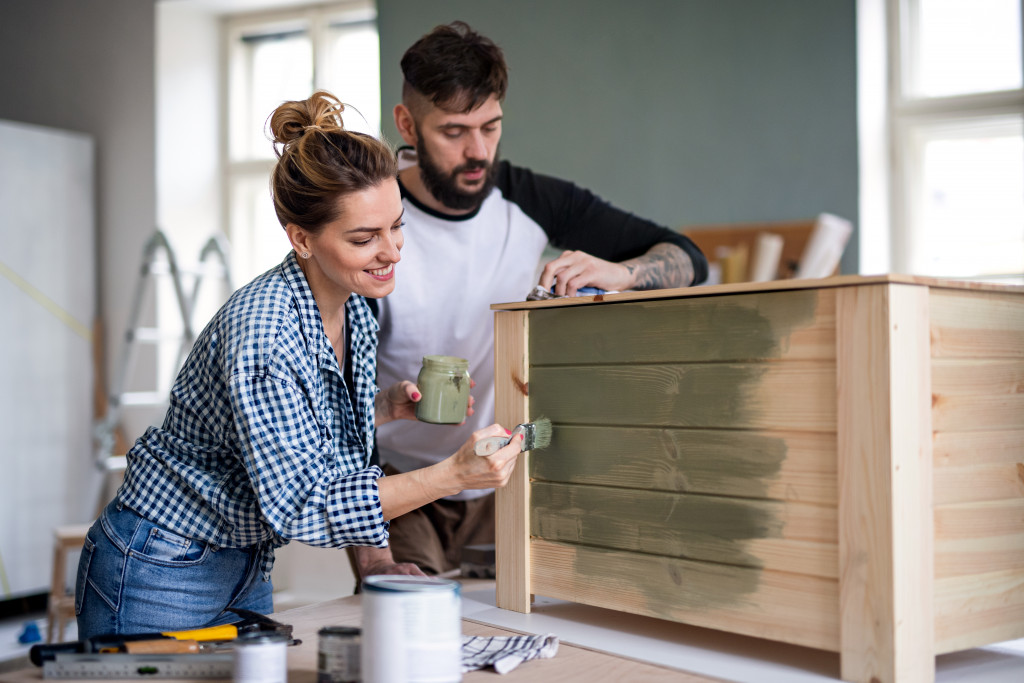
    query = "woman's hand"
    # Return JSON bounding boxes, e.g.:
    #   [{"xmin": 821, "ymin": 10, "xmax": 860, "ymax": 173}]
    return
[
  {"xmin": 375, "ymin": 381, "xmax": 420, "ymax": 425},
  {"xmin": 376, "ymin": 423, "xmax": 522, "ymax": 521}
]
